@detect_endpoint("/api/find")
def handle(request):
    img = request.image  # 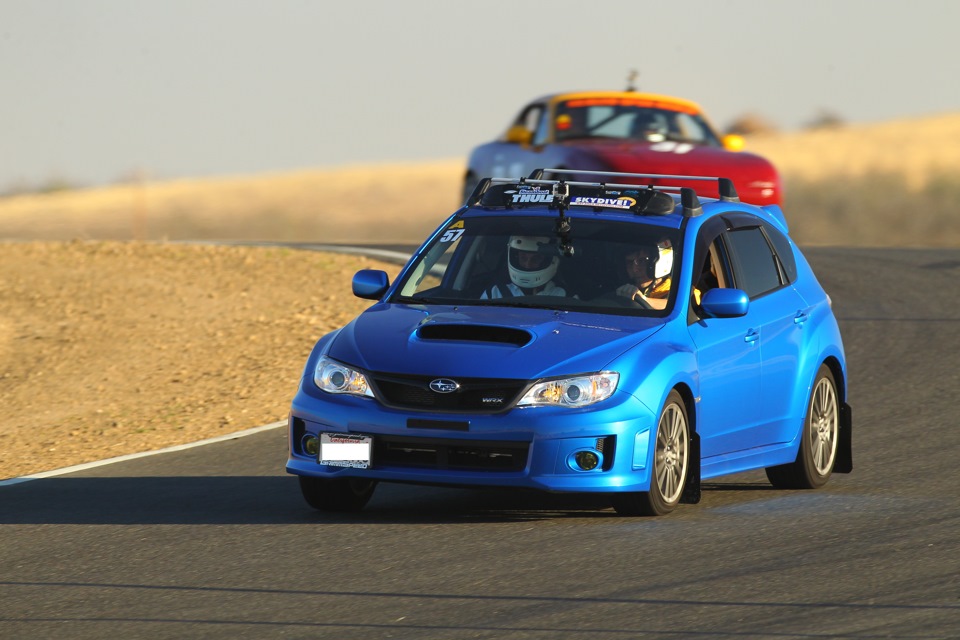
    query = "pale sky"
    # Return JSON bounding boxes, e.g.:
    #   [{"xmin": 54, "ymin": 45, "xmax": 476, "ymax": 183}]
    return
[{"xmin": 2, "ymin": 0, "xmax": 959, "ymax": 189}]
